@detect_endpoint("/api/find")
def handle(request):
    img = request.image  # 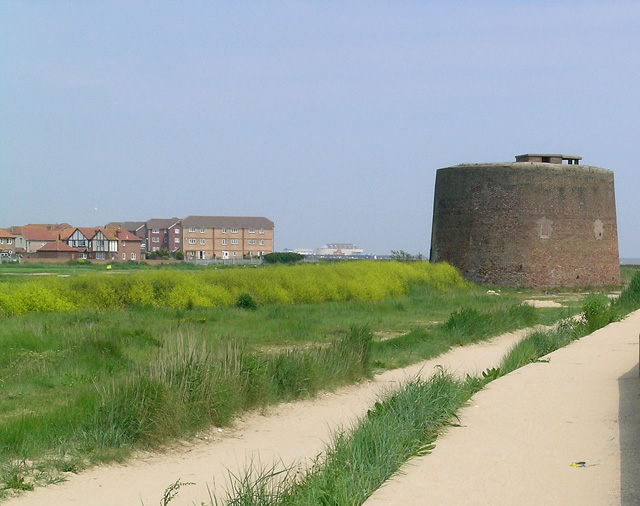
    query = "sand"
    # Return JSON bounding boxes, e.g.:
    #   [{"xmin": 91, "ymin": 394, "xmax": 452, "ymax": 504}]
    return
[{"xmin": 4, "ymin": 312, "xmax": 639, "ymax": 506}]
